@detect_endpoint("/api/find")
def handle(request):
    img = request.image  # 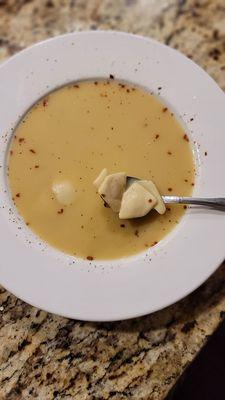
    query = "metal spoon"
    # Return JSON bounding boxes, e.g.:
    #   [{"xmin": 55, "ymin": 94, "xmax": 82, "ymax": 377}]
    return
[{"xmin": 125, "ymin": 176, "xmax": 225, "ymax": 210}]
